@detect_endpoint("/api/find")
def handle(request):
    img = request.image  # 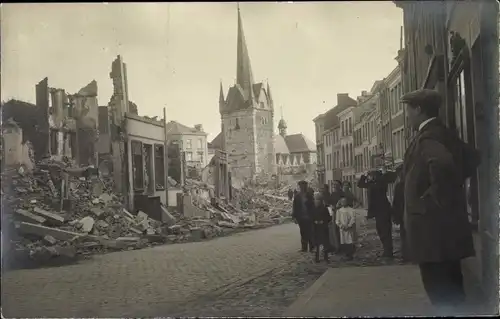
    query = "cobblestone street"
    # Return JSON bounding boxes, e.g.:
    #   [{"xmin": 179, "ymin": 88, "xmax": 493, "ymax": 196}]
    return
[
  {"xmin": 2, "ymin": 214, "xmax": 405, "ymax": 318},
  {"xmin": 2, "ymin": 223, "xmax": 304, "ymax": 318},
  {"xmin": 165, "ymin": 218, "xmax": 406, "ymax": 317}
]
